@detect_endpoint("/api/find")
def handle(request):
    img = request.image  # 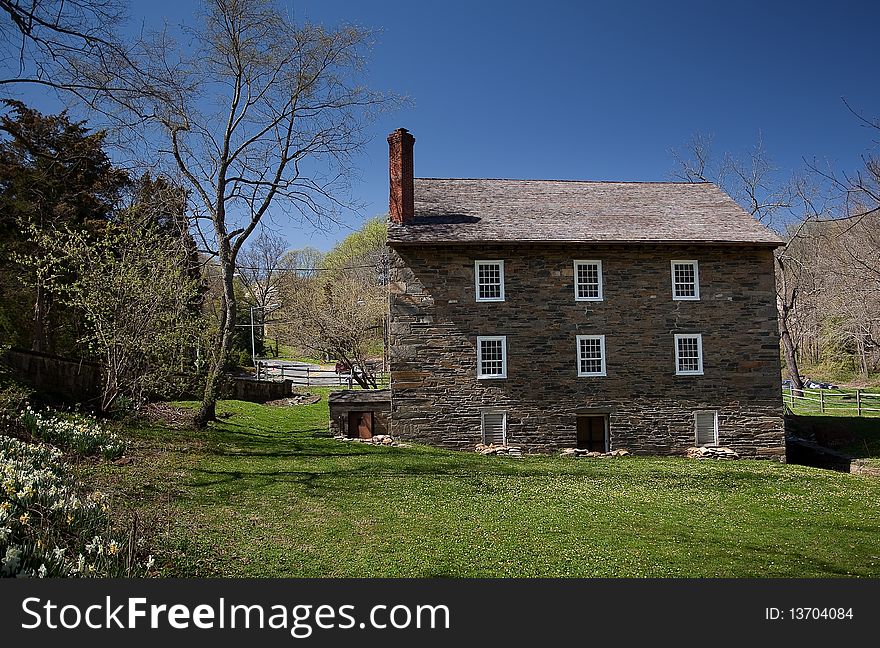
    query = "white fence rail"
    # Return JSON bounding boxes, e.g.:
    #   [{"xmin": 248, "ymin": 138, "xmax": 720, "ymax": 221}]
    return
[
  {"xmin": 255, "ymin": 362, "xmax": 389, "ymax": 389},
  {"xmin": 784, "ymin": 386, "xmax": 880, "ymax": 417}
]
